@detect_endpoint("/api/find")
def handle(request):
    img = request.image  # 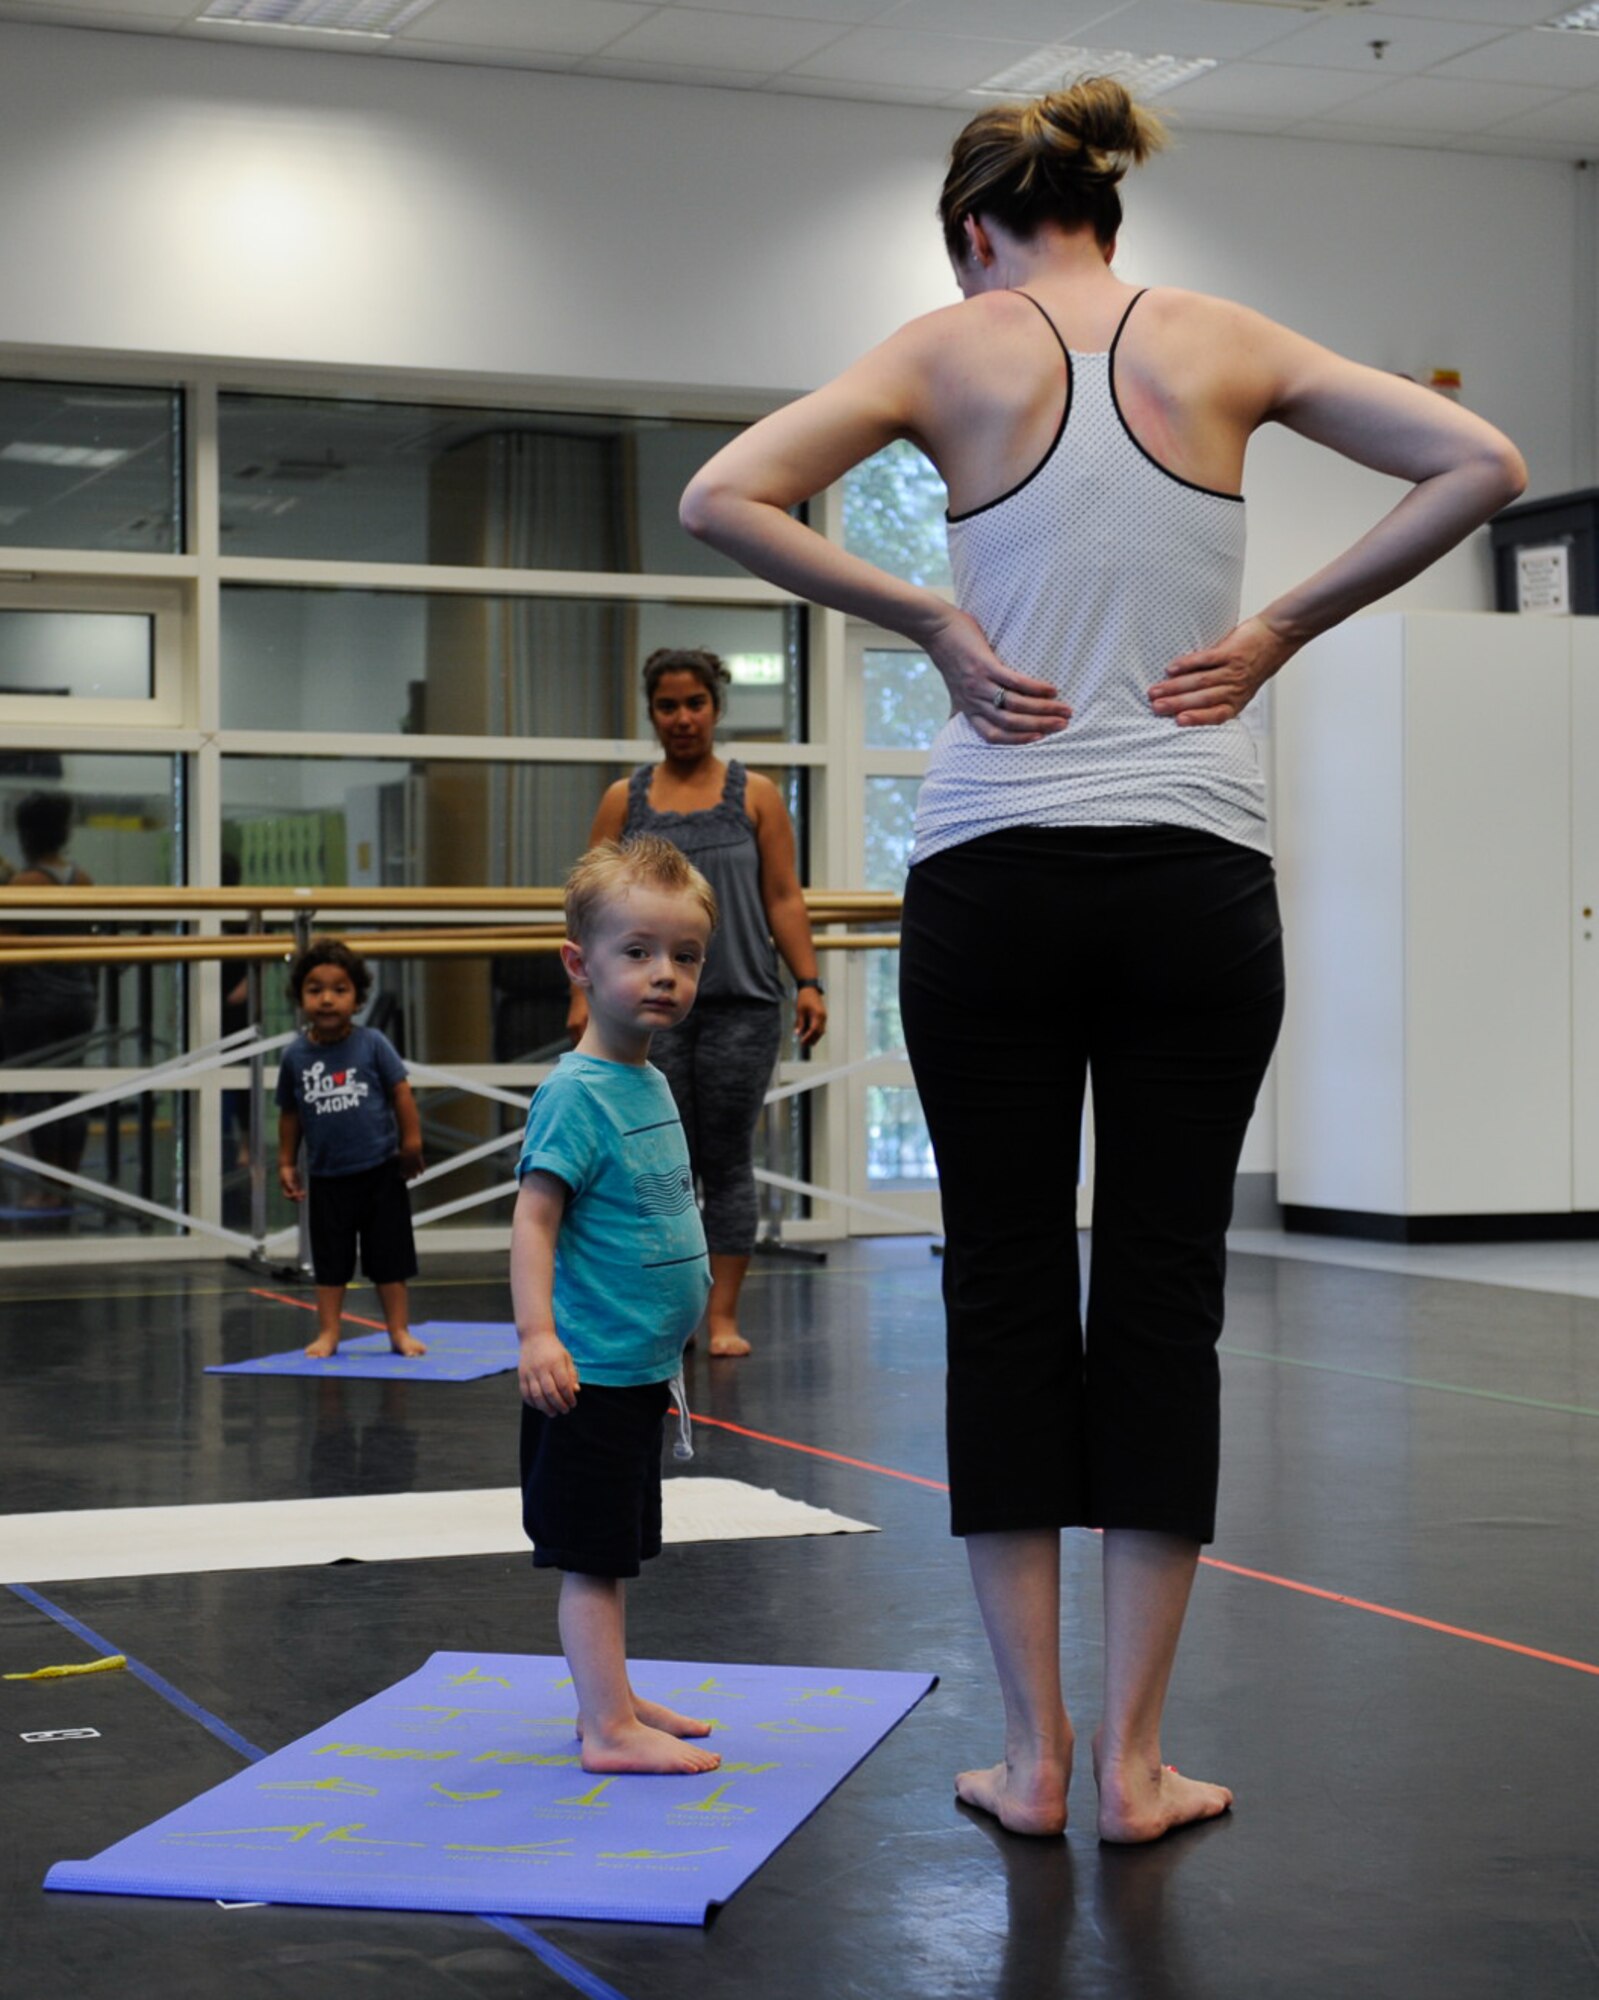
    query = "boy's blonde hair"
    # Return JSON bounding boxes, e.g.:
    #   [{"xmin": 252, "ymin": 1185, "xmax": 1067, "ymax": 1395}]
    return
[{"xmin": 565, "ymin": 835, "xmax": 719, "ymax": 945}]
